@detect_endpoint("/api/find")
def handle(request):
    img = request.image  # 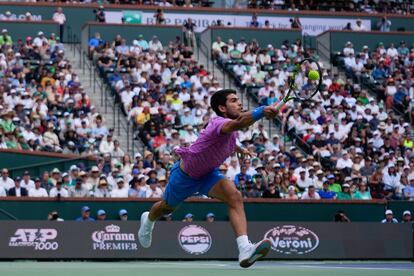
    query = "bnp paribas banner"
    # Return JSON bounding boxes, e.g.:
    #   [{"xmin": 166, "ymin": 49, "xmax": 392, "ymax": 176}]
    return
[
  {"xmin": 105, "ymin": 11, "xmax": 371, "ymax": 36},
  {"xmin": 0, "ymin": 221, "xmax": 411, "ymax": 259}
]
